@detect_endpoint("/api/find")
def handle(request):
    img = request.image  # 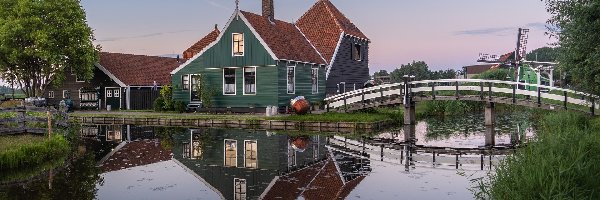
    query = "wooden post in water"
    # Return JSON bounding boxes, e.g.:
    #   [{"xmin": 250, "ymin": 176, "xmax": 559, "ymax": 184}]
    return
[{"xmin": 47, "ymin": 111, "xmax": 52, "ymax": 138}]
